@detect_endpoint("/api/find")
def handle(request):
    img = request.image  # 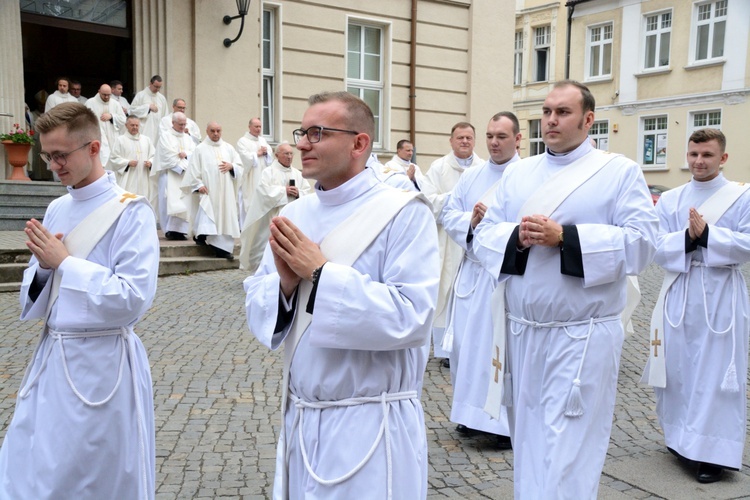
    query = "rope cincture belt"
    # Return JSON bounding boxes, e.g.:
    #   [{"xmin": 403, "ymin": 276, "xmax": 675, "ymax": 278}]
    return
[
  {"xmin": 18, "ymin": 326, "xmax": 149, "ymax": 500},
  {"xmin": 507, "ymin": 314, "xmax": 620, "ymax": 417},
  {"xmin": 289, "ymin": 390, "xmax": 418, "ymax": 500}
]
